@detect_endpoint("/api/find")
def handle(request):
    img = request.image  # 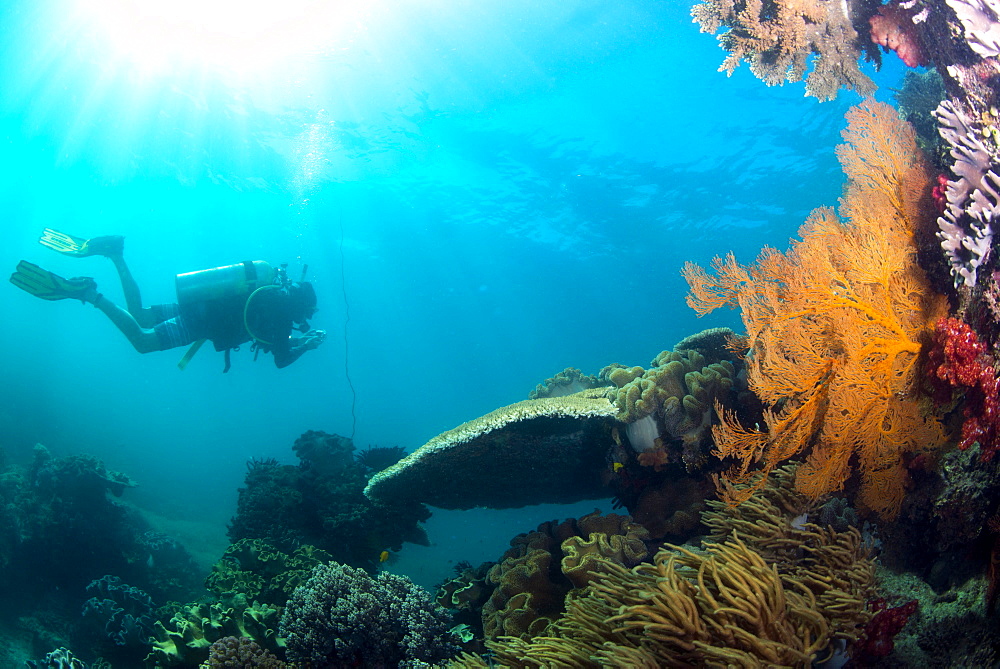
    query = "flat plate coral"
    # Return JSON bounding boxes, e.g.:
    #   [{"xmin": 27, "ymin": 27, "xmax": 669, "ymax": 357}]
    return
[{"xmin": 364, "ymin": 389, "xmax": 618, "ymax": 509}]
